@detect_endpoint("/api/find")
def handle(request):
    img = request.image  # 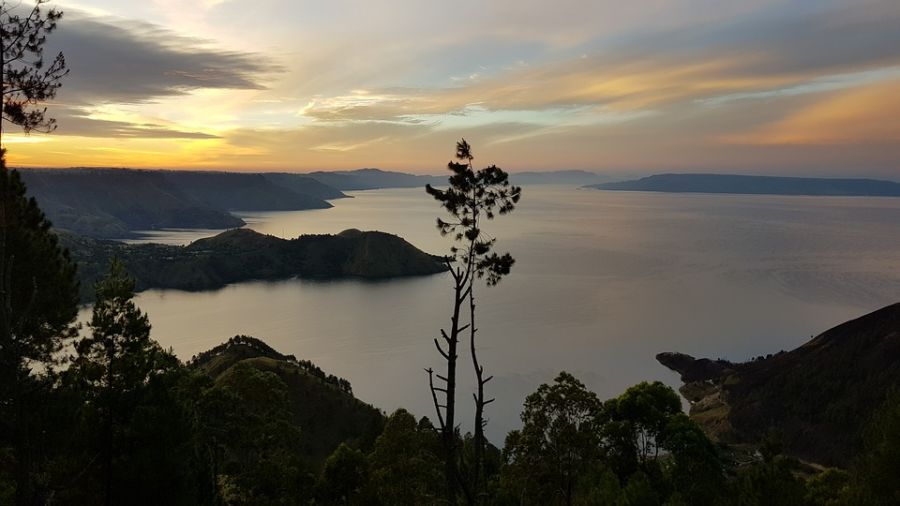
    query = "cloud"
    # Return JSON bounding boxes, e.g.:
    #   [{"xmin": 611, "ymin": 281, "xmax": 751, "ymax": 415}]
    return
[
  {"xmin": 53, "ymin": 108, "xmax": 221, "ymax": 139},
  {"xmin": 10, "ymin": 0, "xmax": 900, "ymax": 177},
  {"xmin": 725, "ymin": 78, "xmax": 900, "ymax": 145},
  {"xmin": 292, "ymin": 0, "xmax": 900, "ymax": 132},
  {"xmin": 29, "ymin": 11, "xmax": 280, "ymax": 138},
  {"xmin": 50, "ymin": 14, "xmax": 279, "ymax": 105}
]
